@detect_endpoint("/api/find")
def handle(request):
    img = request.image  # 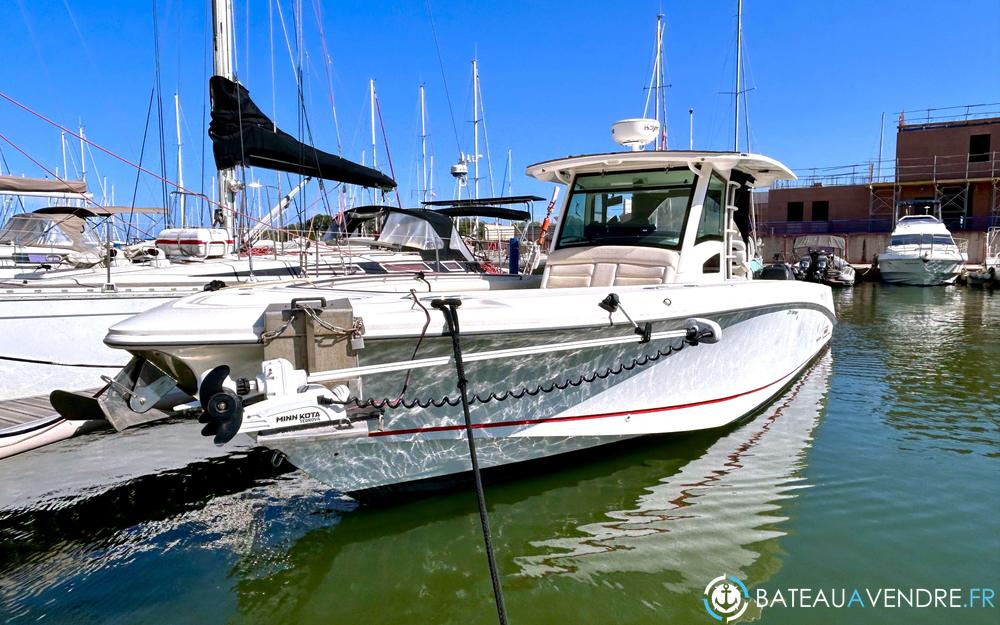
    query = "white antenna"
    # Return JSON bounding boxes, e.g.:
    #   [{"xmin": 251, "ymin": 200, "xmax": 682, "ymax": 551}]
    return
[
  {"xmin": 174, "ymin": 92, "xmax": 186, "ymax": 227},
  {"xmin": 688, "ymin": 108, "xmax": 694, "ymax": 150}
]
